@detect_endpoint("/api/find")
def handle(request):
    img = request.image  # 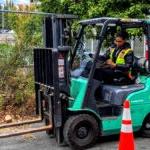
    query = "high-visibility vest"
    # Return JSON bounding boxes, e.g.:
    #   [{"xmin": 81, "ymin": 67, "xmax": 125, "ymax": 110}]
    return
[
  {"xmin": 109, "ymin": 48, "xmax": 132, "ymax": 65},
  {"xmin": 110, "ymin": 48, "xmax": 133, "ymax": 79}
]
